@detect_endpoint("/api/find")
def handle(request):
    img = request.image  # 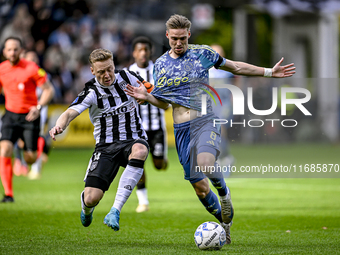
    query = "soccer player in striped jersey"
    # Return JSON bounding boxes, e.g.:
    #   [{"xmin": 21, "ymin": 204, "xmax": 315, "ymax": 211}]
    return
[
  {"xmin": 125, "ymin": 14, "xmax": 296, "ymax": 243},
  {"xmin": 49, "ymin": 48, "xmax": 150, "ymax": 231},
  {"xmin": 128, "ymin": 36, "xmax": 168, "ymax": 213}
]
